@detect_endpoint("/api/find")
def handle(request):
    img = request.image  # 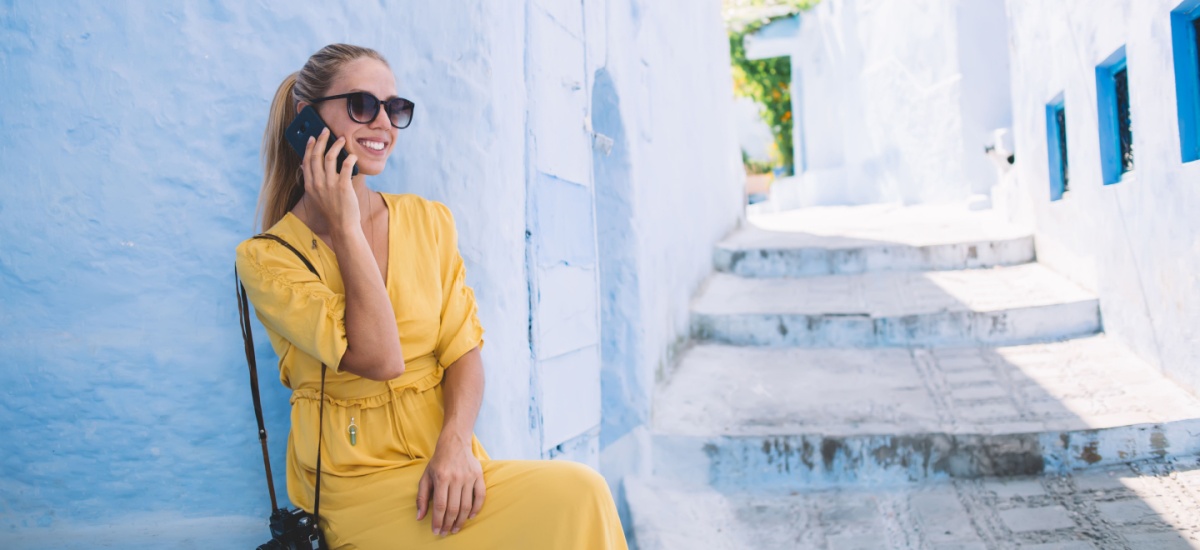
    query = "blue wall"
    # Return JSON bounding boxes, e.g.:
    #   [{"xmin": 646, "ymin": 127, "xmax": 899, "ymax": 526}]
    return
[
  {"xmin": 0, "ymin": 1, "xmax": 747, "ymax": 542},
  {"xmin": 0, "ymin": 1, "xmax": 441, "ymax": 533}
]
